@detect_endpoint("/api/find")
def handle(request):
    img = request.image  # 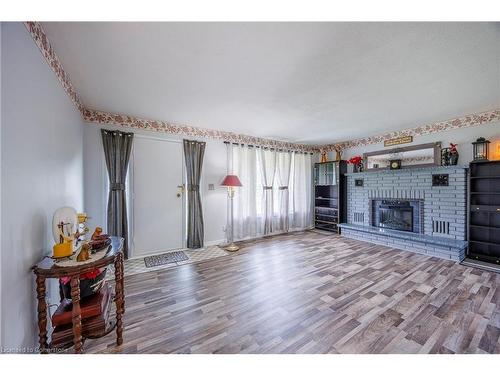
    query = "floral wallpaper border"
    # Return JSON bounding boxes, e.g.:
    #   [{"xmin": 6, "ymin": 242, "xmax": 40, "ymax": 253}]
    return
[
  {"xmin": 85, "ymin": 108, "xmax": 500, "ymax": 153},
  {"xmin": 24, "ymin": 21, "xmax": 500, "ymax": 153},
  {"xmin": 24, "ymin": 22, "xmax": 85, "ymax": 116},
  {"xmin": 323, "ymin": 109, "xmax": 500, "ymax": 152},
  {"xmin": 83, "ymin": 108, "xmax": 318, "ymax": 152}
]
